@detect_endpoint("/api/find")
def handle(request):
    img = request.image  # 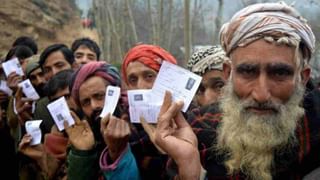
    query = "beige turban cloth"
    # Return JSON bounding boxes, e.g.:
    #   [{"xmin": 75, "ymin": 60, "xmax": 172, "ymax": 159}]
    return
[
  {"xmin": 187, "ymin": 45, "xmax": 228, "ymax": 75},
  {"xmin": 220, "ymin": 2, "xmax": 315, "ymax": 61}
]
